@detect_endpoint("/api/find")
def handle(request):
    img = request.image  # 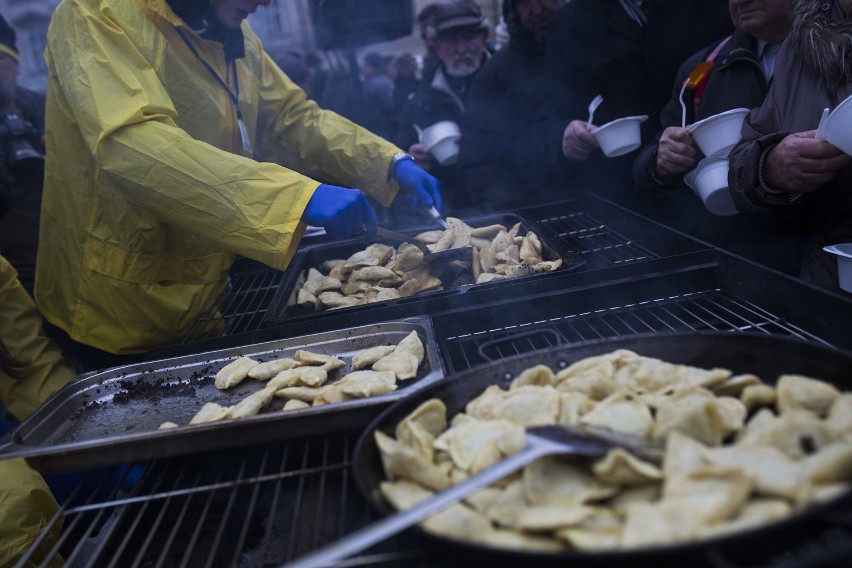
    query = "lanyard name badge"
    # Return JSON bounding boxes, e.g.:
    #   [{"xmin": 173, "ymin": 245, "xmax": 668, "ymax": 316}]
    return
[{"xmin": 176, "ymin": 27, "xmax": 253, "ymax": 155}]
